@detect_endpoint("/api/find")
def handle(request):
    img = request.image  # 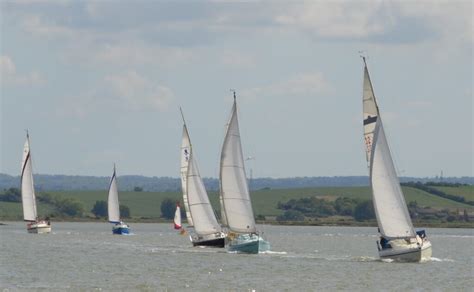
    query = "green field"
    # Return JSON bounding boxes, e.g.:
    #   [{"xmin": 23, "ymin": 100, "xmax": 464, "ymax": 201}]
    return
[
  {"xmin": 0, "ymin": 201, "xmax": 56, "ymax": 220},
  {"xmin": 1, "ymin": 186, "xmax": 472, "ymax": 221},
  {"xmin": 431, "ymin": 186, "xmax": 474, "ymax": 202}
]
